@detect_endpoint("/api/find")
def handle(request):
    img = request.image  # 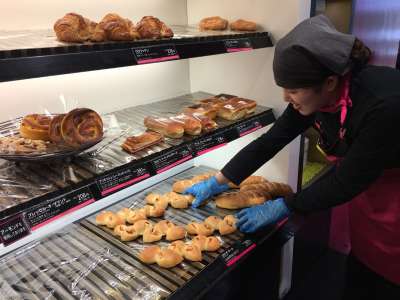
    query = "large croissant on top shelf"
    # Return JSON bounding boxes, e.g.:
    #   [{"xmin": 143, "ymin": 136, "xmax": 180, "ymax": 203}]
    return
[
  {"xmin": 136, "ymin": 16, "xmax": 174, "ymax": 39},
  {"xmin": 91, "ymin": 13, "xmax": 140, "ymax": 42},
  {"xmin": 54, "ymin": 13, "xmax": 97, "ymax": 43}
]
